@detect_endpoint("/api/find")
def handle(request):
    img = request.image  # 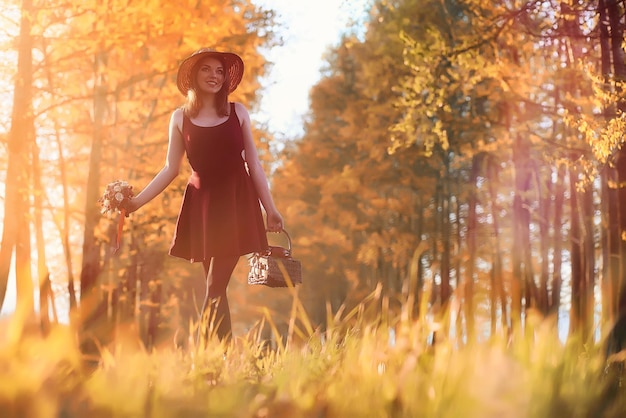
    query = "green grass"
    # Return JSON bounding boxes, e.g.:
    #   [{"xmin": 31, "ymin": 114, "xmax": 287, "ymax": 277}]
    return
[{"xmin": 0, "ymin": 301, "xmax": 624, "ymax": 418}]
